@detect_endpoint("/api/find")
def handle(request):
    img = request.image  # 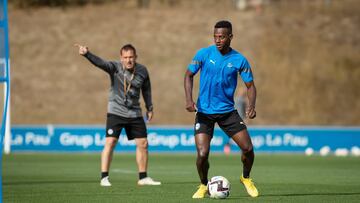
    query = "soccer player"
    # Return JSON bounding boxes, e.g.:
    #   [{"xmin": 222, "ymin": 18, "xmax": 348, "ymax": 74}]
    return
[
  {"xmin": 75, "ymin": 43, "xmax": 161, "ymax": 186},
  {"xmin": 184, "ymin": 20, "xmax": 259, "ymax": 198}
]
